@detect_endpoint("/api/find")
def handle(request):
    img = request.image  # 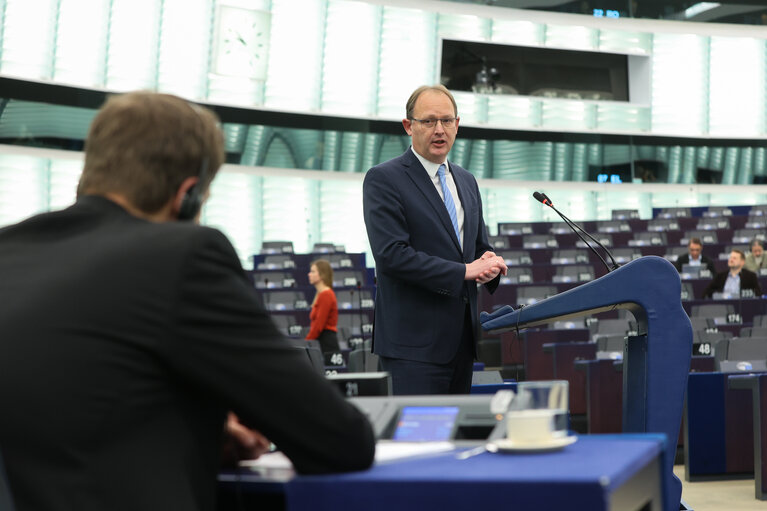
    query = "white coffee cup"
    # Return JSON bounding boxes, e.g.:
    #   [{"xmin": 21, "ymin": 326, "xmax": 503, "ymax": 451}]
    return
[
  {"xmin": 505, "ymin": 380, "xmax": 569, "ymax": 445},
  {"xmin": 506, "ymin": 409, "xmax": 561, "ymax": 444}
]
